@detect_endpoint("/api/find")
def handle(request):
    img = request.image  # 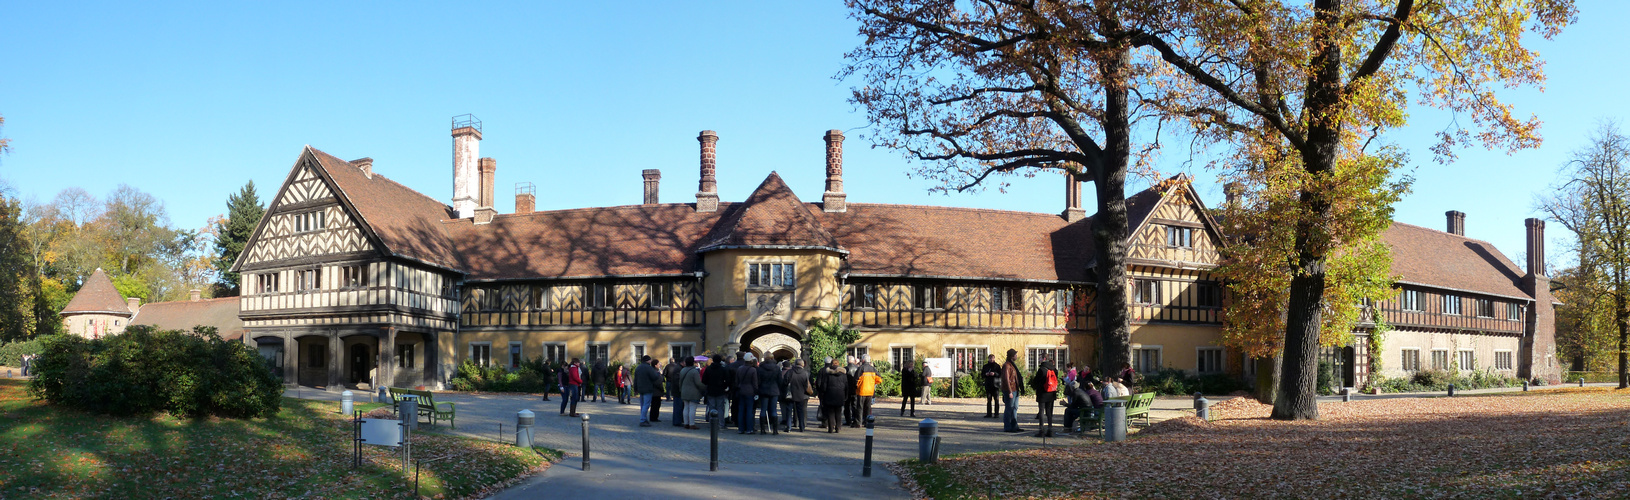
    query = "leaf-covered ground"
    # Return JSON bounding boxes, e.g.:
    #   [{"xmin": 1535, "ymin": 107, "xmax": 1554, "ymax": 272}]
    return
[
  {"xmin": 0, "ymin": 379, "xmax": 558, "ymax": 499},
  {"xmin": 891, "ymin": 388, "xmax": 1630, "ymax": 499}
]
